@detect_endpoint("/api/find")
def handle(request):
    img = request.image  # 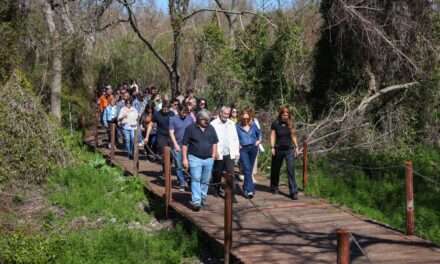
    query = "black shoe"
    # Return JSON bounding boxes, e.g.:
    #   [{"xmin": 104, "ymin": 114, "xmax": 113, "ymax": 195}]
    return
[
  {"xmin": 291, "ymin": 193, "xmax": 298, "ymax": 200},
  {"xmin": 271, "ymin": 188, "xmax": 279, "ymax": 195}
]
